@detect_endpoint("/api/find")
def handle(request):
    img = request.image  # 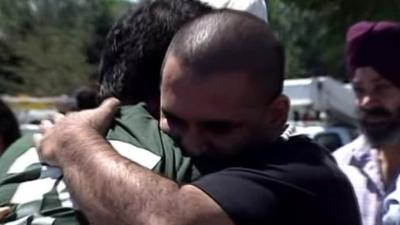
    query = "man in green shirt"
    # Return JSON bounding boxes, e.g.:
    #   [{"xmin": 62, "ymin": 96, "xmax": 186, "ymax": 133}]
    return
[{"xmin": 0, "ymin": 1, "xmax": 213, "ymax": 224}]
